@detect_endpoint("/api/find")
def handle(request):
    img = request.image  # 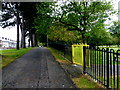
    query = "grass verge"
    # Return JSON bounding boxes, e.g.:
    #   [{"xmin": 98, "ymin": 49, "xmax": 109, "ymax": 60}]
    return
[
  {"xmin": 47, "ymin": 47, "xmax": 66, "ymax": 61},
  {"xmin": 72, "ymin": 75, "xmax": 104, "ymax": 88},
  {"xmin": 1, "ymin": 47, "xmax": 34, "ymax": 68},
  {"xmin": 47, "ymin": 47, "xmax": 103, "ymax": 88}
]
